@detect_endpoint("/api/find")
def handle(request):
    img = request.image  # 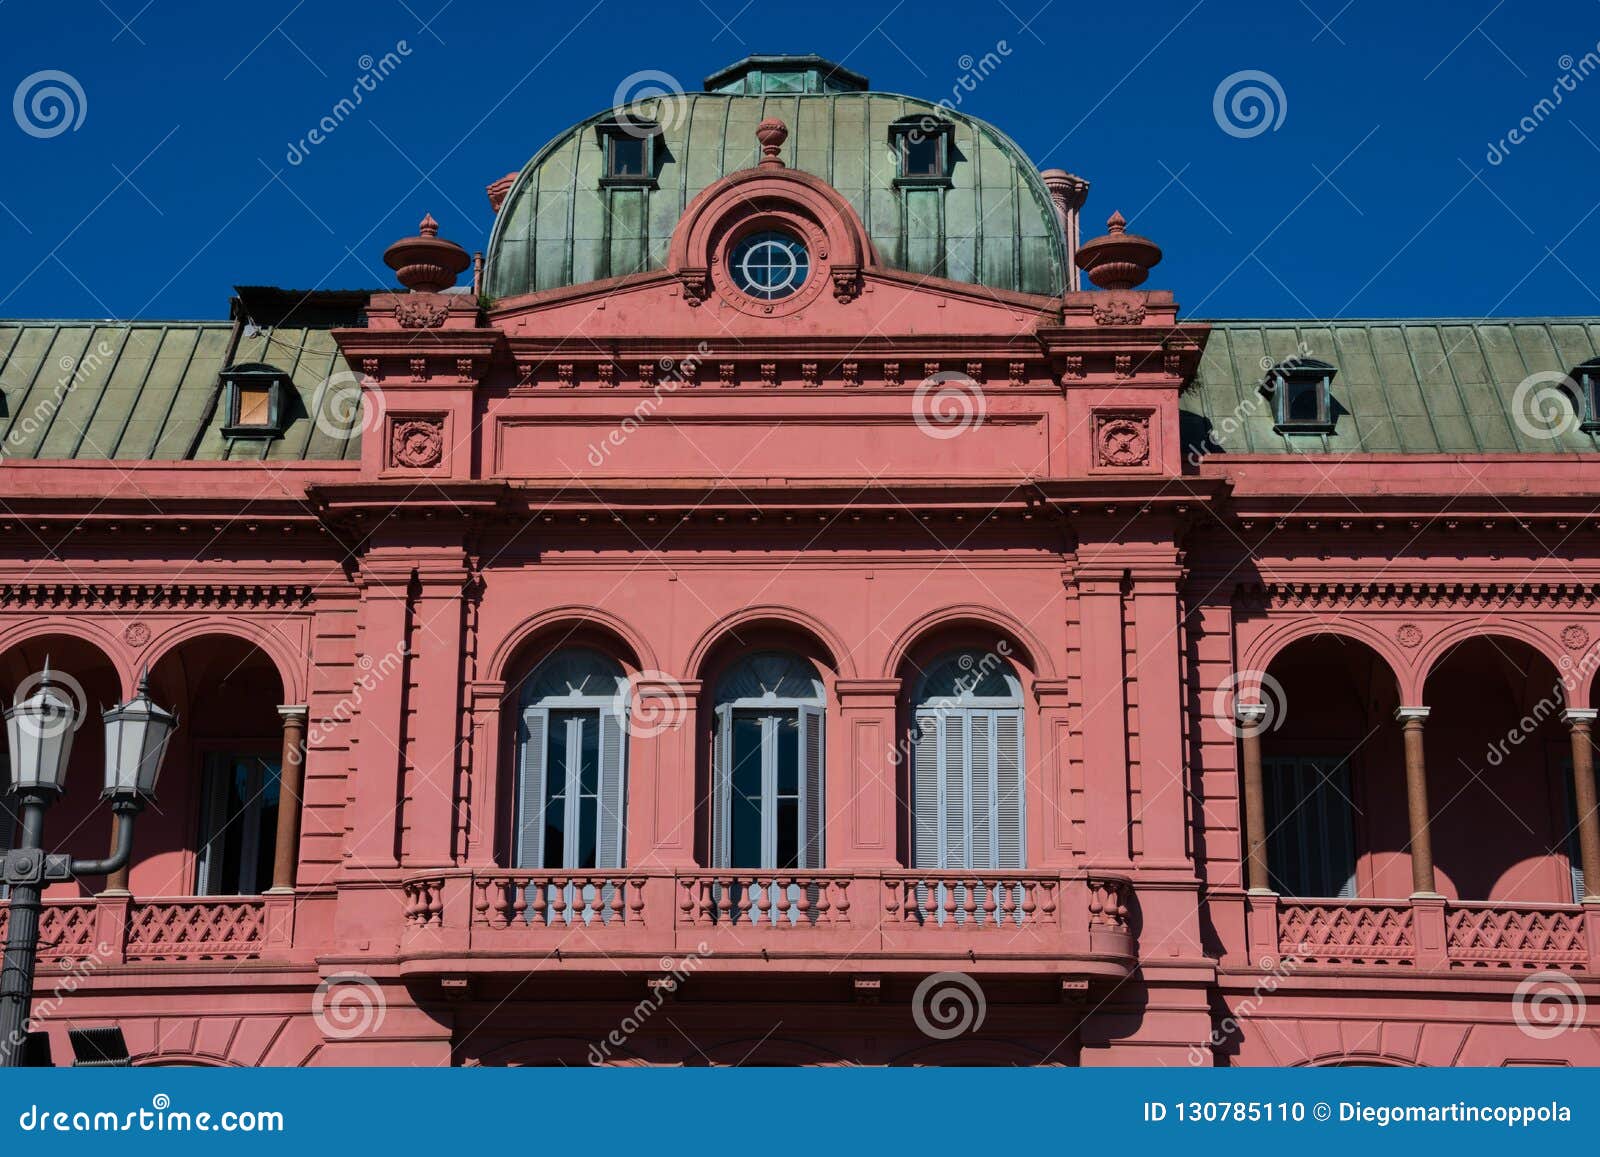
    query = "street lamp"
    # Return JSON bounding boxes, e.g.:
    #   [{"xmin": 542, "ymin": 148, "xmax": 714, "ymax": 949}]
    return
[{"xmin": 0, "ymin": 666, "xmax": 175, "ymax": 1065}]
